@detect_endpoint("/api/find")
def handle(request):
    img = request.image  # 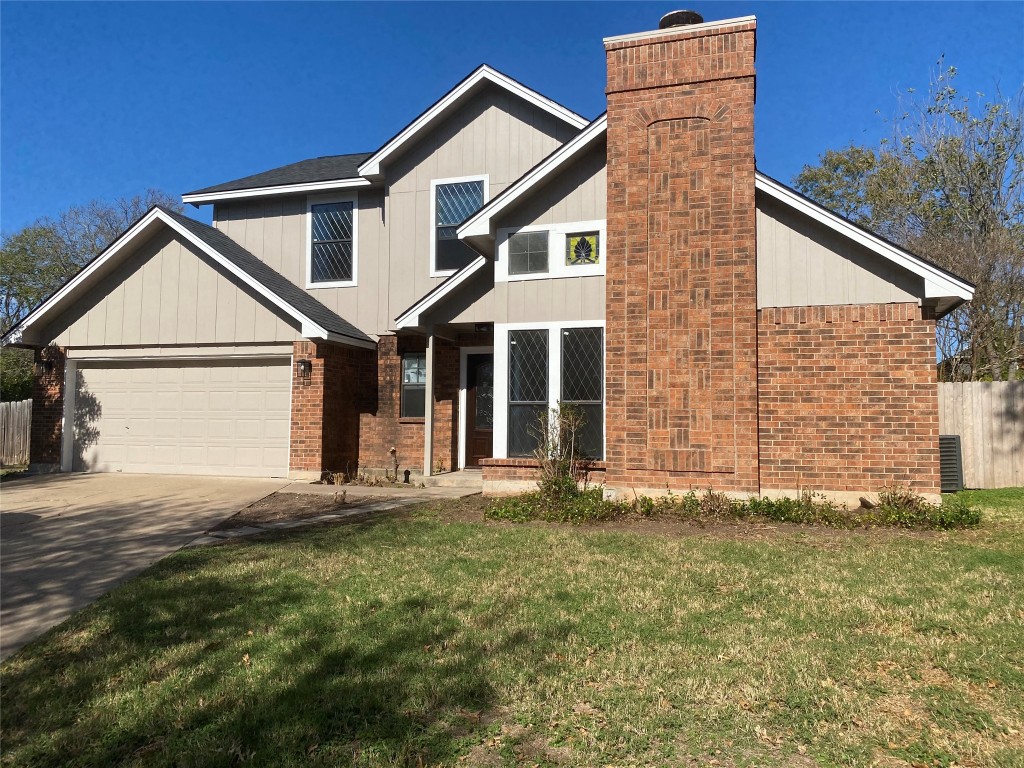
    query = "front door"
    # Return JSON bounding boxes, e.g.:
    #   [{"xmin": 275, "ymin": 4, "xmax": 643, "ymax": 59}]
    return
[{"xmin": 465, "ymin": 354, "xmax": 494, "ymax": 468}]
